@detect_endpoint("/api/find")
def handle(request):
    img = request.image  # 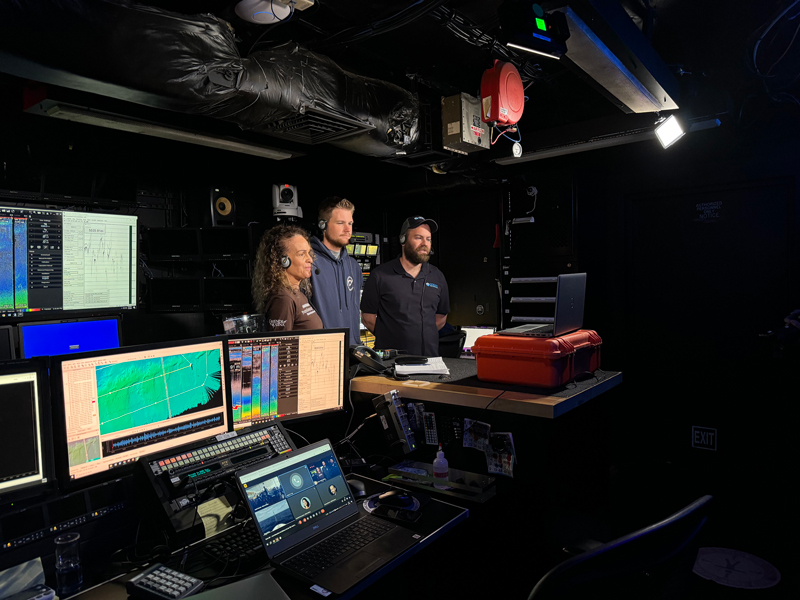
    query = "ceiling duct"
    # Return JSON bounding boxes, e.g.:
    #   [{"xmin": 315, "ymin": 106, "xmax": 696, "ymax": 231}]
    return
[{"xmin": 0, "ymin": 0, "xmax": 419, "ymax": 159}]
